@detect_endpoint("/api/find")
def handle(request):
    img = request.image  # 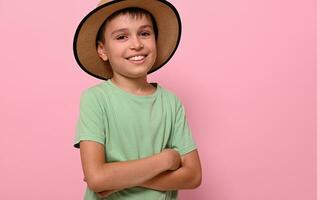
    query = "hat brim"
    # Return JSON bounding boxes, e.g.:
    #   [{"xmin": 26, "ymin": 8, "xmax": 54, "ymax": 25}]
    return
[{"xmin": 73, "ymin": 0, "xmax": 182, "ymax": 80}]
